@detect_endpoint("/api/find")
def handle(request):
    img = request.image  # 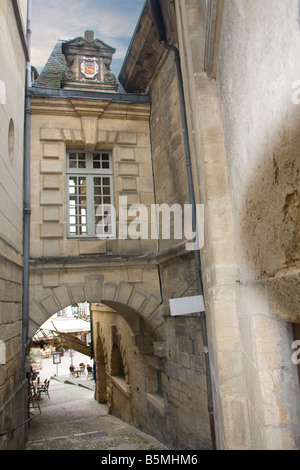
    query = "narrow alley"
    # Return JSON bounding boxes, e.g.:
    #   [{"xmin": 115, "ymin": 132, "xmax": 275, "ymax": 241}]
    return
[{"xmin": 26, "ymin": 352, "xmax": 167, "ymax": 451}]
